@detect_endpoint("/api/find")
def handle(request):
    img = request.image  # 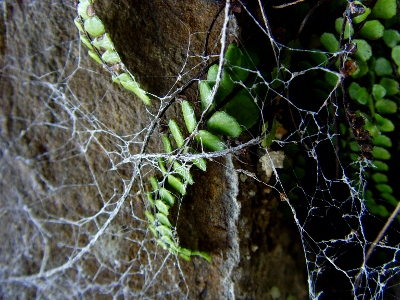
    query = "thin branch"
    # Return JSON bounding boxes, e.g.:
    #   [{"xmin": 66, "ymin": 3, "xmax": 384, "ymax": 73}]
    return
[
  {"xmin": 365, "ymin": 201, "xmax": 400, "ymax": 263},
  {"xmin": 257, "ymin": 0, "xmax": 279, "ymax": 66},
  {"xmin": 297, "ymin": 0, "xmax": 328, "ymax": 39},
  {"xmin": 355, "ymin": 200, "xmax": 400, "ymax": 290},
  {"xmin": 203, "ymin": 3, "xmax": 226, "ymax": 56},
  {"xmin": 272, "ymin": 0, "xmax": 305, "ymax": 9}
]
